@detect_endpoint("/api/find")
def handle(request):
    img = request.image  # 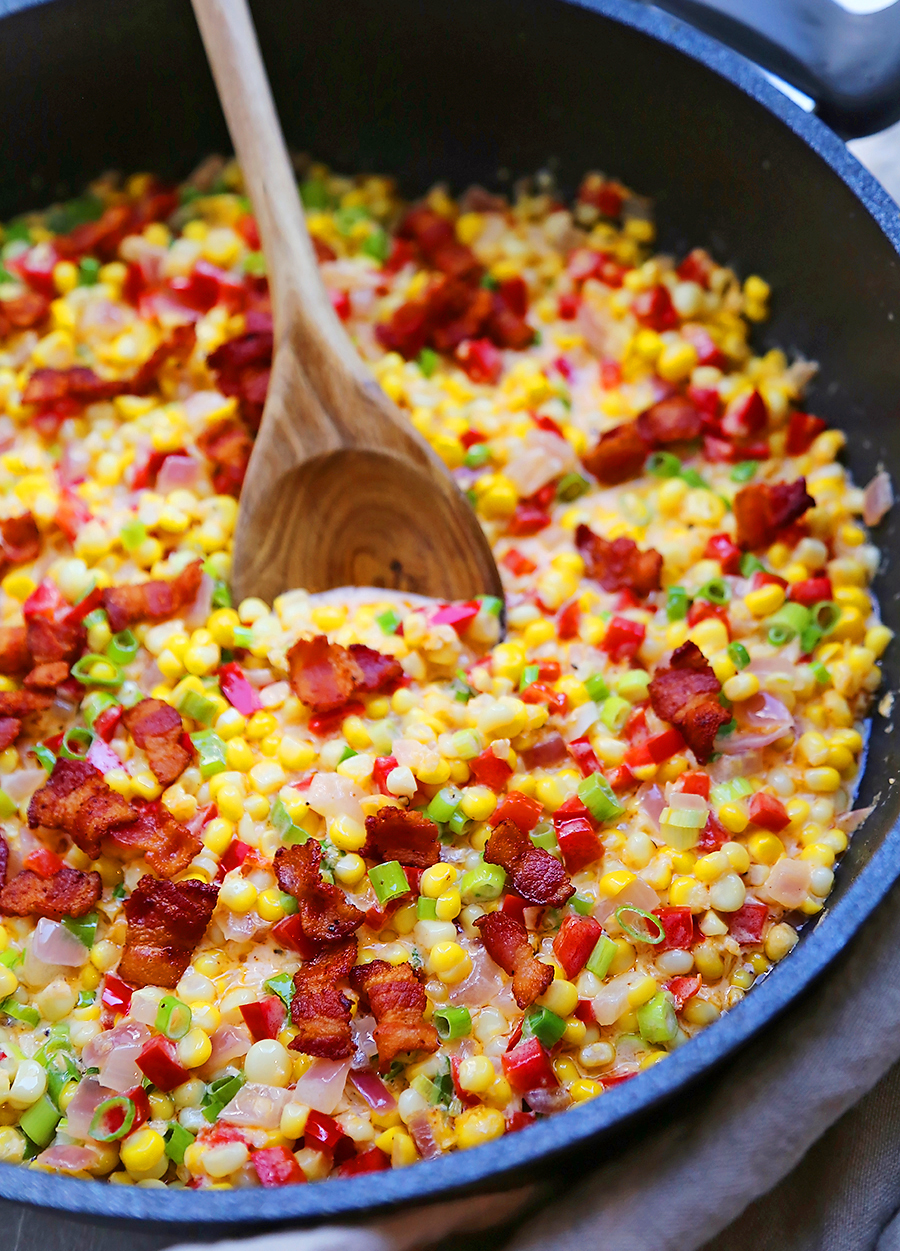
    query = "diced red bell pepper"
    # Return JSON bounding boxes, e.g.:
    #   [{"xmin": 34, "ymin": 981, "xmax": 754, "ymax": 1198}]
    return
[
  {"xmin": 703, "ymin": 434, "xmax": 736, "ymax": 464},
  {"xmin": 728, "ymin": 900, "xmax": 769, "ymax": 945},
  {"xmin": 489, "ymin": 790, "xmax": 544, "ymax": 832},
  {"xmin": 553, "ymin": 795, "xmax": 596, "ymax": 828},
  {"xmin": 574, "ymin": 999, "xmax": 597, "ymax": 1024},
  {"xmin": 460, "ymin": 428, "xmax": 487, "ymax": 449},
  {"xmin": 502, "ymin": 548, "xmax": 537, "ymax": 577},
  {"xmin": 456, "ymin": 337, "xmax": 502, "ymax": 385},
  {"xmin": 123, "ymin": 1083, "xmax": 151, "ymax": 1132},
  {"xmin": 218, "ymin": 662, "xmax": 263, "ymax": 715},
  {"xmin": 677, "ymin": 248, "xmax": 715, "ymax": 288},
  {"xmin": 55, "ymin": 488, "xmax": 92, "ymax": 542},
  {"xmin": 720, "ymin": 390, "xmax": 767, "ymax": 439},
  {"xmin": 624, "ymin": 728, "xmax": 685, "ymax": 768},
  {"xmin": 236, "ymin": 213, "xmax": 261, "ymax": 249},
  {"xmin": 24, "ymin": 847, "xmax": 63, "ymax": 878},
  {"xmin": 568, "ymin": 735, "xmax": 601, "ymax": 778},
  {"xmin": 304, "ymin": 1109, "xmax": 348, "ymax": 1155},
  {"xmin": 221, "ymin": 840, "xmax": 251, "ymax": 873},
  {"xmin": 16, "ymin": 245, "xmax": 59, "ymax": 299},
  {"xmin": 687, "ymin": 384, "xmax": 721, "ymax": 421},
  {"xmin": 600, "ymin": 359, "xmax": 622, "ymax": 389},
  {"xmin": 687, "ymin": 601, "xmax": 730, "ymax": 637},
  {"xmin": 789, "ymin": 577, "xmax": 833, "ymax": 607},
  {"xmin": 653, "ymin": 907, "xmax": 694, "ymax": 951},
  {"xmin": 240, "ymin": 994, "xmax": 286, "ymax": 1042},
  {"xmin": 372, "ymin": 755, "xmax": 399, "ymax": 795},
  {"xmin": 100, "ymin": 973, "xmax": 133, "ymax": 1016},
  {"xmin": 502, "ymin": 1036, "xmax": 558, "ymax": 1092},
  {"xmin": 501, "ymin": 893, "xmax": 527, "ymax": 924},
  {"xmin": 506, "ymin": 1110, "xmax": 538, "ymax": 1133},
  {"xmin": 679, "ymin": 771, "xmax": 710, "ymax": 799},
  {"xmin": 521, "ymin": 681, "xmax": 568, "ymax": 716},
  {"xmin": 748, "ymin": 791, "xmax": 790, "ymax": 833},
  {"xmin": 43, "ymin": 732, "xmax": 65, "ymax": 755},
  {"xmin": 553, "ymin": 914, "xmax": 603, "ymax": 979},
  {"xmin": 92, "ymin": 704, "xmax": 123, "ymax": 742},
  {"xmin": 601, "ymin": 616, "xmax": 645, "ymax": 664},
  {"xmin": 253, "ymin": 1145, "xmax": 307, "ymax": 1187},
  {"xmin": 307, "ymin": 700, "xmax": 365, "ymax": 736},
  {"xmin": 507, "ymin": 503, "xmax": 551, "ymax": 536},
  {"xmin": 431, "ymin": 601, "xmax": 480, "ymax": 634},
  {"xmin": 667, "ymin": 974, "xmax": 701, "ymax": 1012},
  {"xmin": 681, "ymin": 324, "xmax": 727, "ymax": 370},
  {"xmin": 704, "ymin": 532, "xmax": 742, "ymax": 575},
  {"xmin": 450, "ymin": 1056, "xmax": 480, "ymax": 1109},
  {"xmin": 751, "ymin": 569, "xmax": 788, "ymax": 591},
  {"xmin": 271, "ymin": 913, "xmax": 316, "ymax": 959},
  {"xmin": 632, "ymin": 284, "xmax": 678, "ymax": 331},
  {"xmin": 555, "ymin": 814, "xmax": 604, "ymax": 874},
  {"xmin": 498, "ymin": 276, "xmax": 528, "ymax": 317},
  {"xmin": 605, "ymin": 764, "xmax": 636, "ymax": 793},
  {"xmin": 623, "ymin": 706, "xmax": 647, "ymax": 743},
  {"xmin": 556, "ymin": 600, "xmax": 581, "ymax": 640},
  {"xmin": 785, "ymin": 411, "xmax": 826, "ymax": 455},
  {"xmin": 558, "ymin": 293, "xmax": 580, "ymax": 320},
  {"xmin": 696, "ymin": 810, "xmax": 728, "ymax": 852},
  {"xmin": 337, "ymin": 1146, "xmax": 391, "ymax": 1177},
  {"xmin": 137, "ymin": 1036, "xmax": 189, "ymax": 1092},
  {"xmin": 23, "ymin": 578, "xmax": 66, "ymax": 621},
  {"xmin": 469, "ymin": 748, "xmax": 514, "ymax": 792},
  {"xmin": 538, "ymin": 660, "xmax": 561, "ymax": 683},
  {"xmin": 330, "ymin": 289, "xmax": 351, "ymax": 321}
]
